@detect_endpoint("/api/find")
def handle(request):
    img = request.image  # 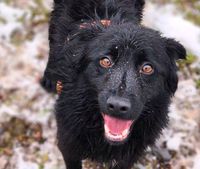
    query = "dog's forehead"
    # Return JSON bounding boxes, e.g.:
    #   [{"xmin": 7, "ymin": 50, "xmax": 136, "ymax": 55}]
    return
[
  {"xmin": 108, "ymin": 24, "xmax": 162, "ymax": 47},
  {"xmin": 94, "ymin": 28, "xmax": 163, "ymax": 54},
  {"xmin": 96, "ymin": 24, "xmax": 164, "ymax": 52}
]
